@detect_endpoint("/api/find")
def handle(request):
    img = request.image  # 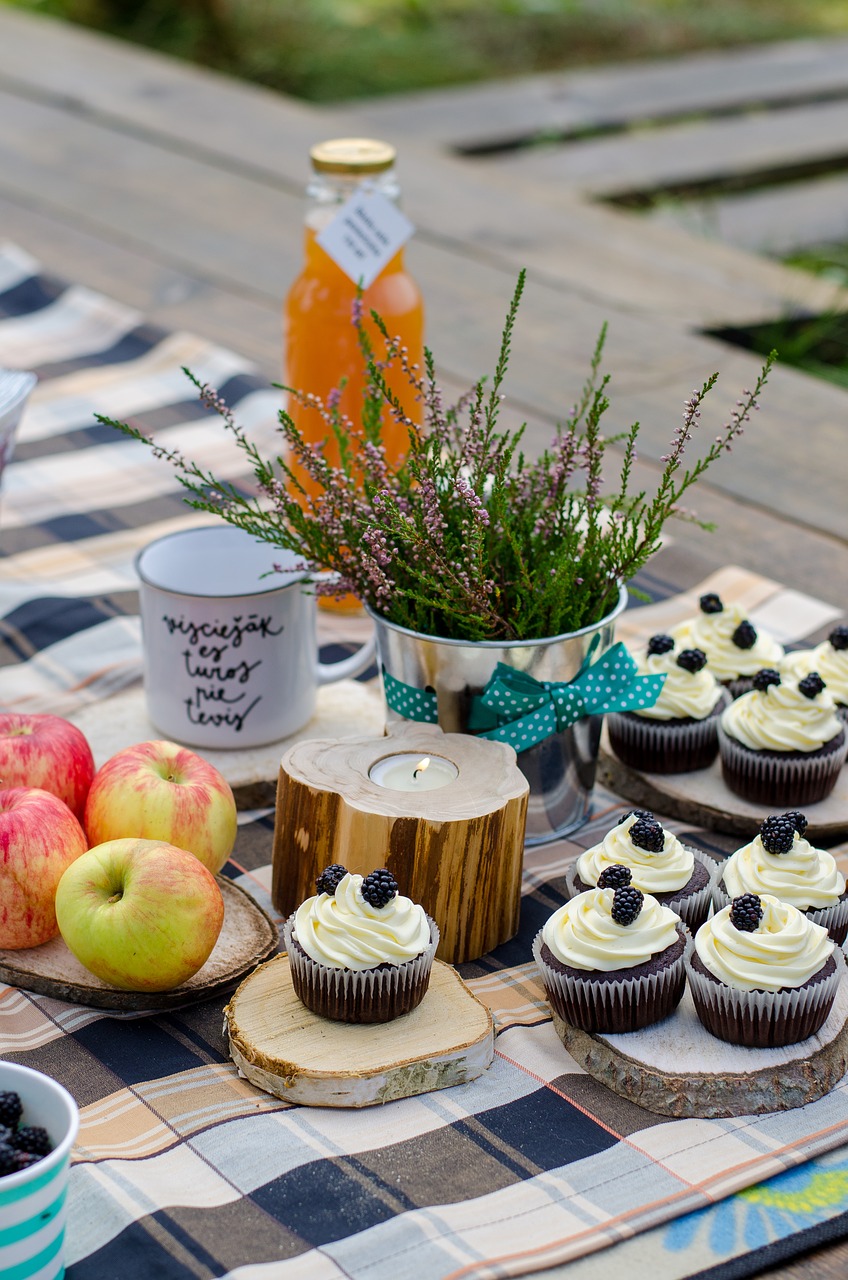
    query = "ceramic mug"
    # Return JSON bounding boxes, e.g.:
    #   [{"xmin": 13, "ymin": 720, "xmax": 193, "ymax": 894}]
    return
[{"xmin": 136, "ymin": 525, "xmax": 376, "ymax": 749}]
